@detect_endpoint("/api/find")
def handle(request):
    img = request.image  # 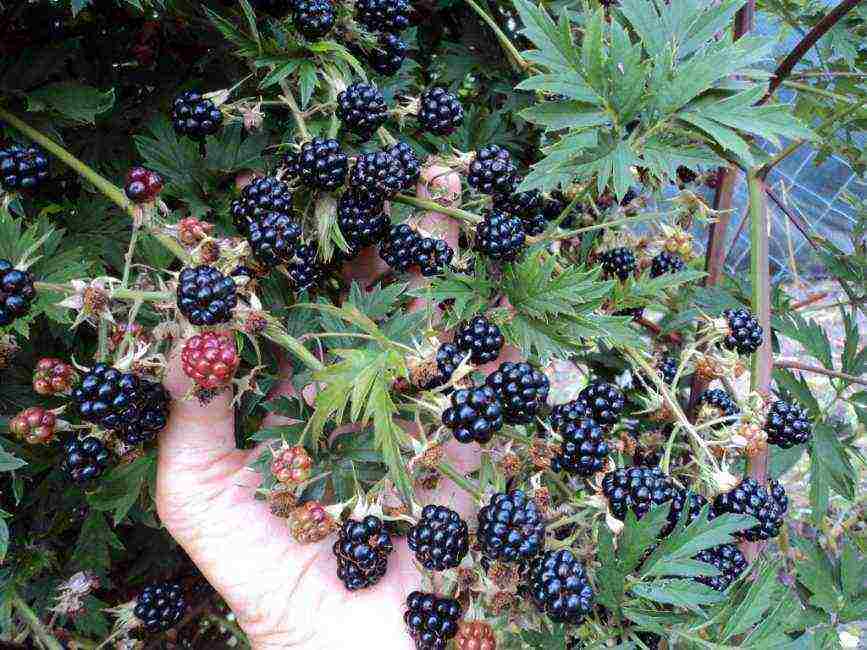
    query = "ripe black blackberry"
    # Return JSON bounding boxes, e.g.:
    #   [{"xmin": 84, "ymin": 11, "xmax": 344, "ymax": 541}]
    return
[
  {"xmin": 765, "ymin": 399, "xmax": 812, "ymax": 448},
  {"xmin": 454, "ymin": 315, "xmax": 504, "ymax": 365},
  {"xmin": 474, "ymin": 209, "xmax": 526, "ymax": 262},
  {"xmin": 287, "ymin": 242, "xmax": 324, "ymax": 292},
  {"xmin": 417, "ymin": 87, "xmax": 464, "ymax": 136},
  {"xmin": 552, "ymin": 417, "xmax": 609, "ymax": 477},
  {"xmin": 177, "ymin": 265, "xmax": 238, "ymax": 326},
  {"xmin": 601, "ymin": 465, "xmax": 675, "ymax": 522},
  {"xmin": 60, "ymin": 436, "xmax": 110, "ymax": 484},
  {"xmin": 599, "ymin": 247, "xmax": 636, "ymax": 282},
  {"xmin": 379, "ymin": 224, "xmax": 421, "ymax": 271},
  {"xmin": 404, "ymin": 591, "xmax": 462, "ymax": 650},
  {"xmin": 656, "ymin": 355, "xmax": 678, "ymax": 386},
  {"xmin": 0, "ymin": 260, "xmax": 36, "ymax": 327},
  {"xmin": 0, "ymin": 144, "xmax": 50, "ymax": 191},
  {"xmin": 467, "ymin": 145, "xmax": 518, "ymax": 195},
  {"xmin": 435, "ymin": 343, "xmax": 465, "ymax": 382},
  {"xmin": 349, "ymin": 149, "xmax": 404, "ymax": 200},
  {"xmin": 171, "ymin": 90, "xmax": 223, "ymax": 139},
  {"xmin": 71, "ymin": 364, "xmax": 171, "ymax": 445},
  {"xmin": 528, "ymin": 549, "xmax": 594, "ymax": 624},
  {"xmin": 133, "ymin": 582, "xmax": 187, "ymax": 633},
  {"xmin": 722, "ymin": 307, "xmax": 764, "ymax": 354},
  {"xmin": 291, "ymin": 0, "xmax": 335, "ymax": 39},
  {"xmin": 408, "ymin": 504, "xmax": 469, "ymax": 571},
  {"xmin": 337, "ymin": 83, "xmax": 388, "ymax": 140},
  {"xmin": 333, "ymin": 515, "xmax": 395, "ymax": 590},
  {"xmin": 694, "ymin": 543, "xmax": 747, "ymax": 591},
  {"xmin": 650, "ymin": 251, "xmax": 685, "ymax": 278},
  {"xmin": 578, "ymin": 381, "xmax": 625, "ymax": 427},
  {"xmin": 356, "ymin": 0, "xmax": 410, "ymax": 32},
  {"xmin": 493, "ymin": 188, "xmax": 547, "ymax": 236},
  {"xmin": 368, "ymin": 32, "xmax": 408, "ymax": 76},
  {"xmin": 769, "ymin": 478, "xmax": 789, "ymax": 515},
  {"xmin": 697, "ymin": 388, "xmax": 740, "ymax": 425},
  {"xmin": 231, "ymin": 176, "xmax": 294, "ymax": 227},
  {"xmin": 550, "ymin": 398, "xmax": 592, "ymax": 433},
  {"xmin": 485, "ymin": 361, "xmax": 549, "ymax": 424},
  {"xmin": 712, "ymin": 478, "xmax": 786, "ymax": 541},
  {"xmin": 337, "ymin": 191, "xmax": 390, "ymax": 248},
  {"xmin": 676, "ymin": 165, "xmax": 698, "ymax": 186},
  {"xmin": 413, "ymin": 236, "xmax": 454, "ymax": 277},
  {"xmin": 288, "ymin": 138, "xmax": 348, "ymax": 191},
  {"xmin": 442, "ymin": 386, "xmax": 504, "ymax": 444},
  {"xmin": 666, "ymin": 487, "xmax": 710, "ymax": 535},
  {"xmin": 476, "ymin": 489, "xmax": 546, "ymax": 563},
  {"xmin": 387, "ymin": 141, "xmax": 420, "ymax": 191}
]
